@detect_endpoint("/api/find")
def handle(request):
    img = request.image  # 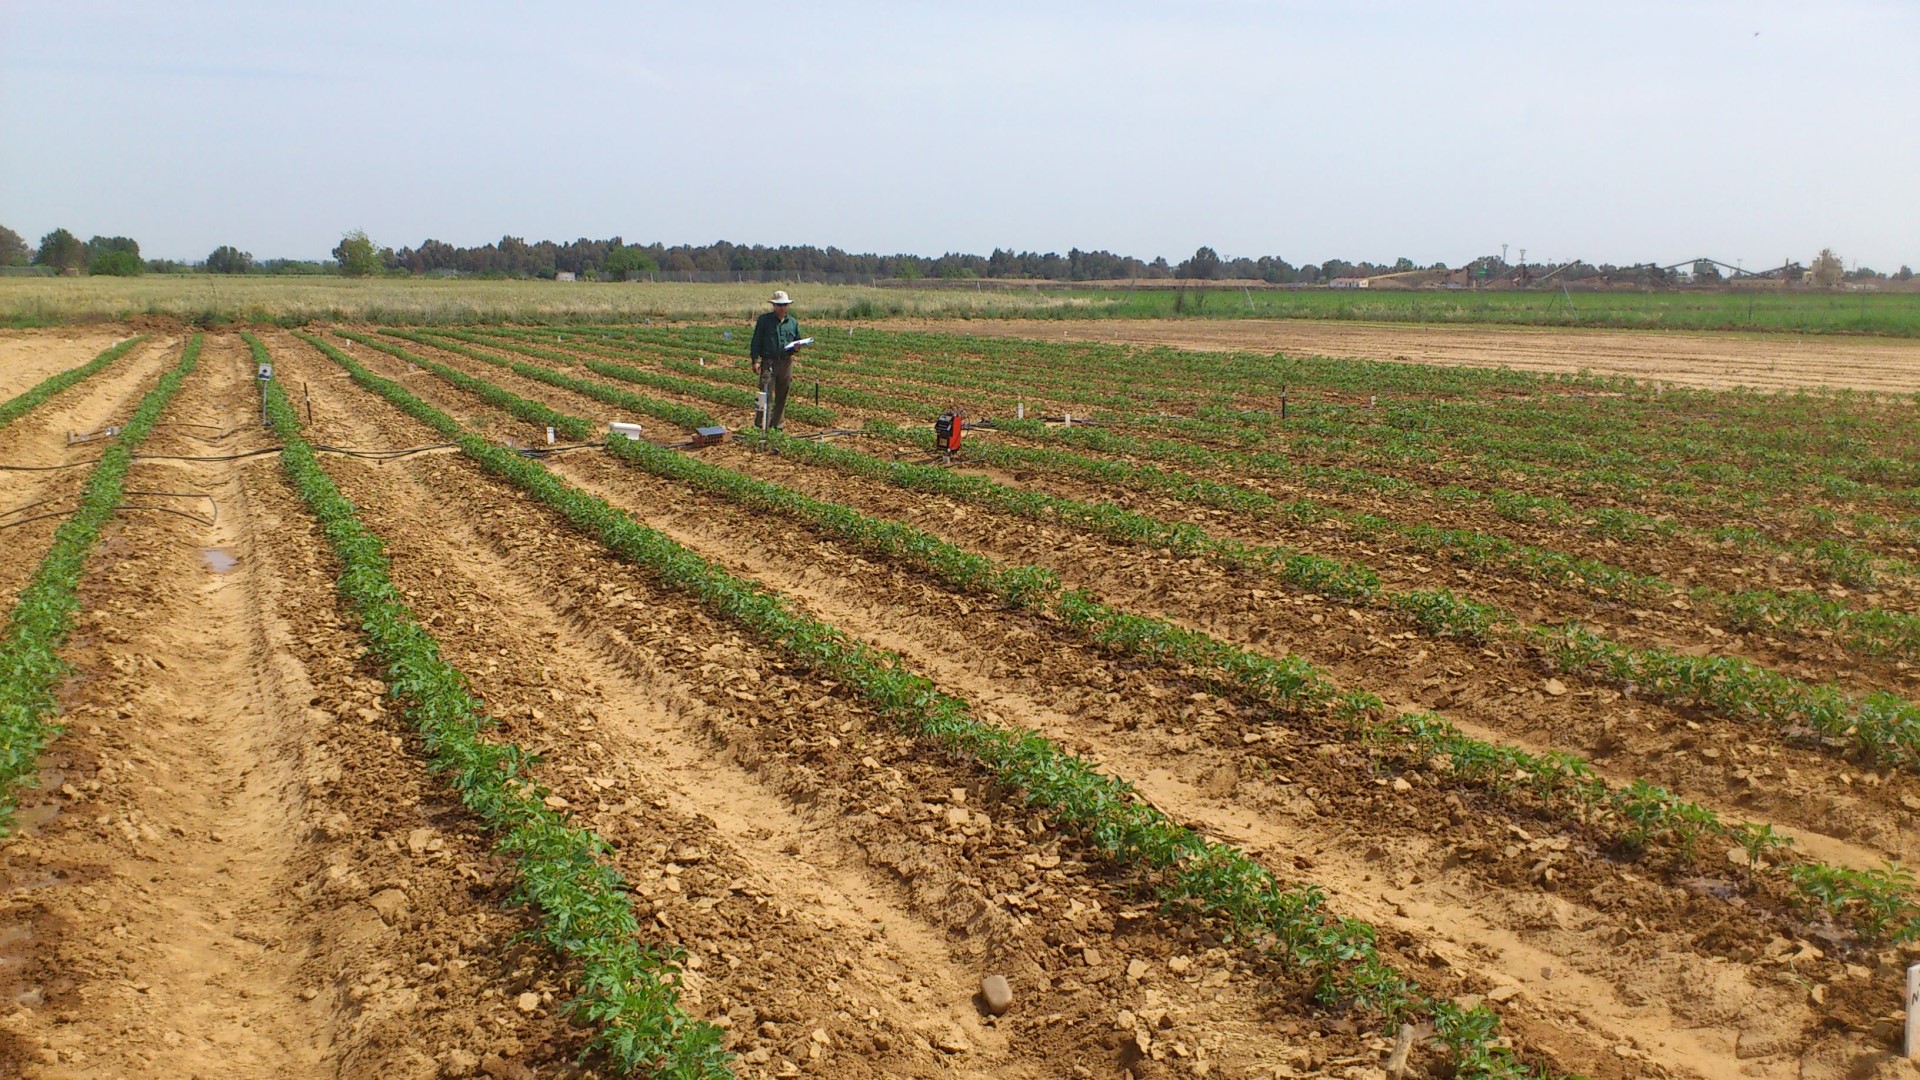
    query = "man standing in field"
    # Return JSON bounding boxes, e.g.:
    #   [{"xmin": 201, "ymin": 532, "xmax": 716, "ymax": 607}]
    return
[{"xmin": 750, "ymin": 290, "xmax": 802, "ymax": 429}]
